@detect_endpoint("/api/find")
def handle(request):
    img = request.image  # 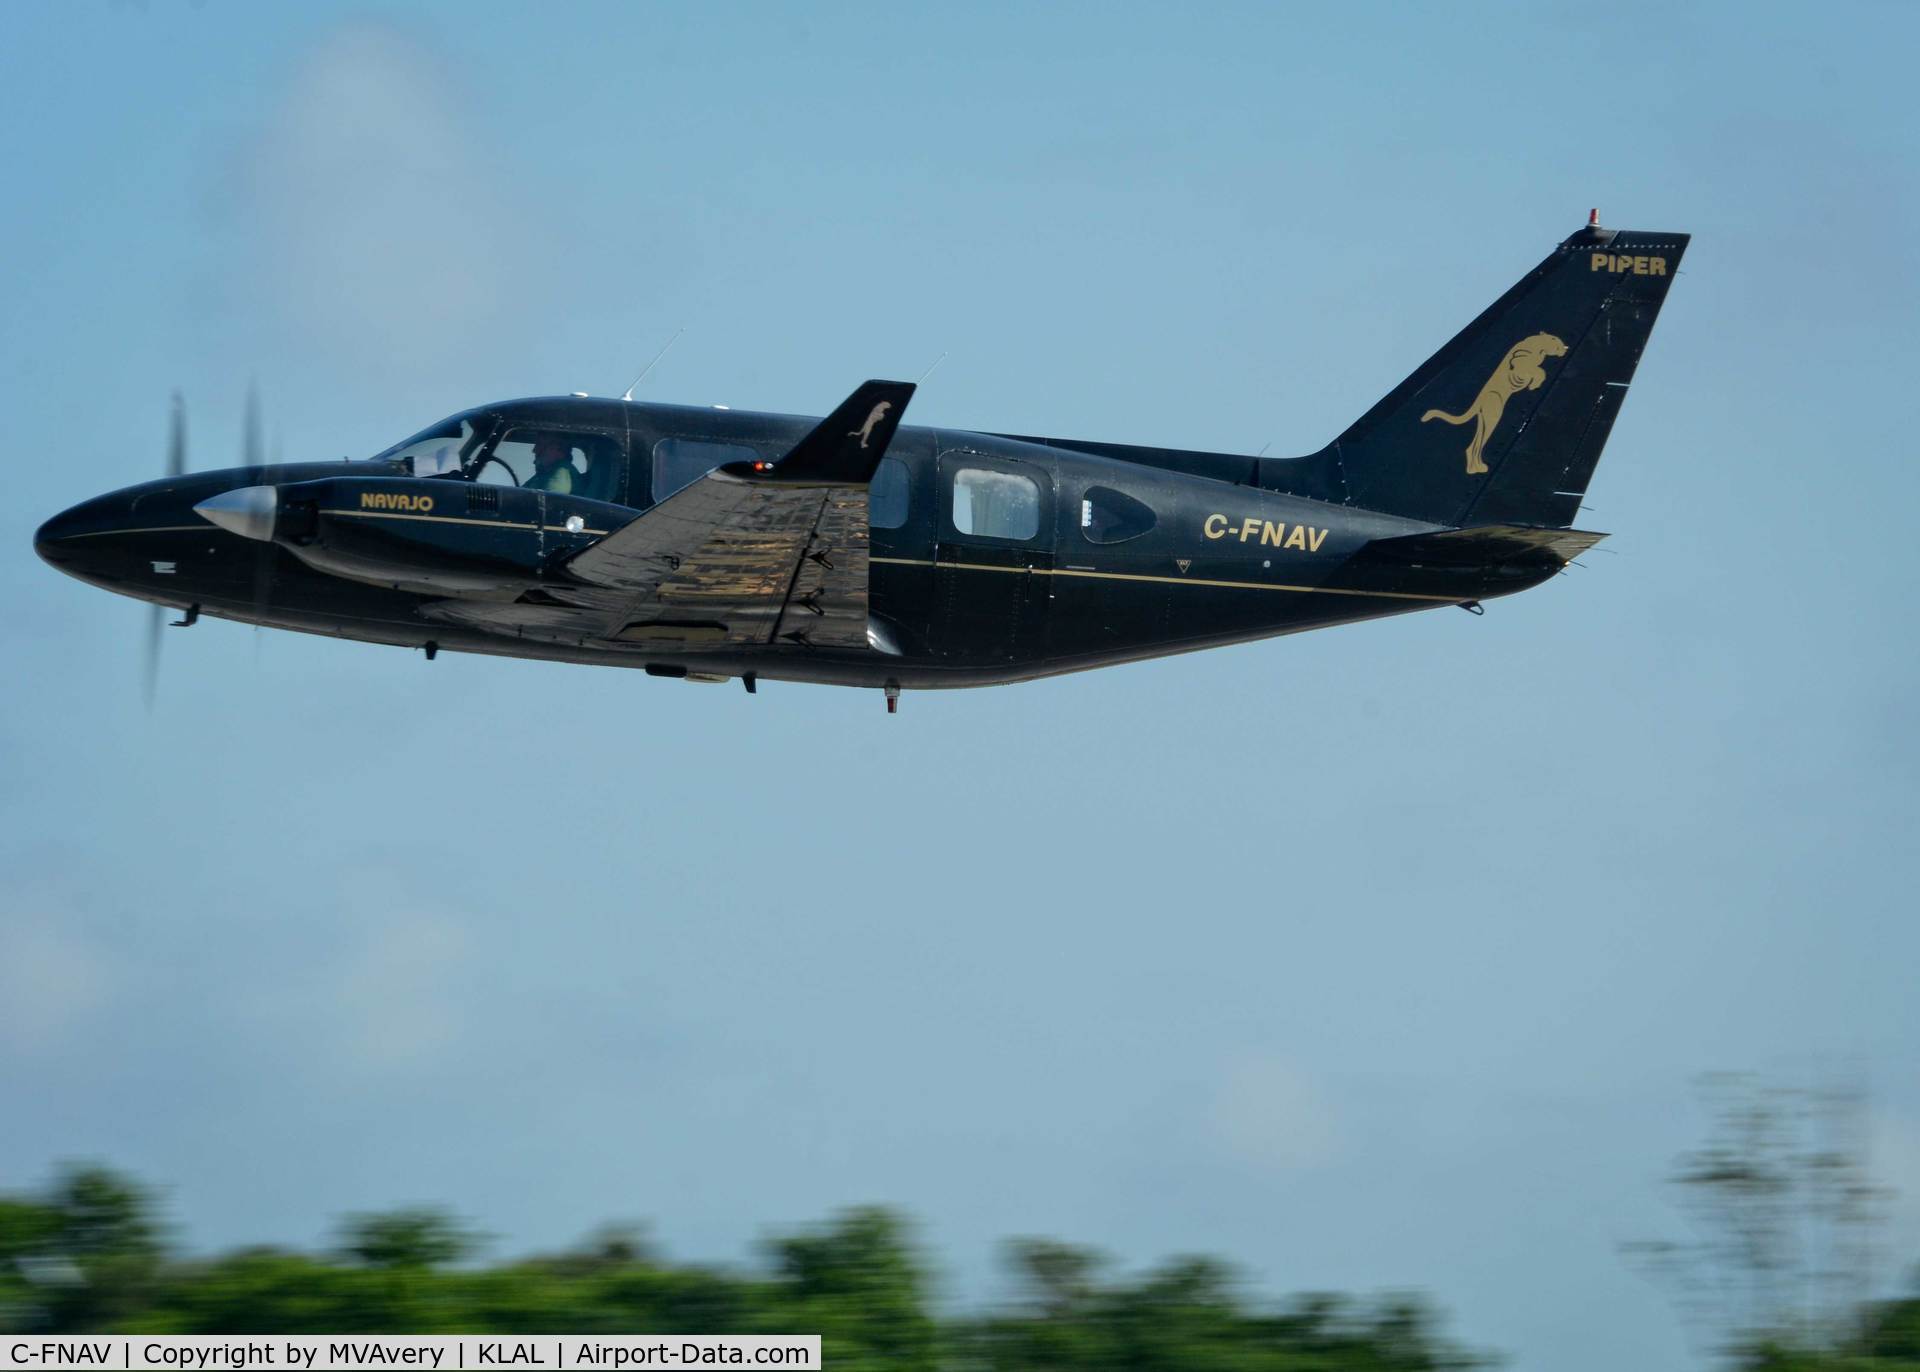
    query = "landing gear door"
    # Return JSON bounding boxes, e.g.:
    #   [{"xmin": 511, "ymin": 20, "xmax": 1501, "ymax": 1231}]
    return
[{"xmin": 931, "ymin": 448, "xmax": 1054, "ymax": 662}]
